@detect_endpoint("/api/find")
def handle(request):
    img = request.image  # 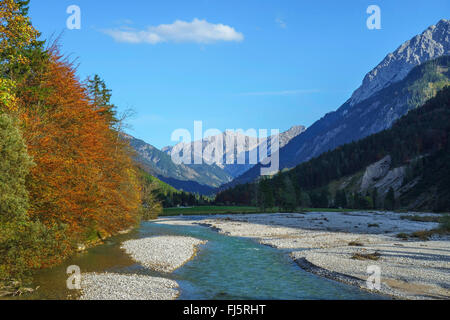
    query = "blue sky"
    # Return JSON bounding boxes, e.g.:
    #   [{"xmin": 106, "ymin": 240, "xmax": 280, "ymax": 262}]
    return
[{"xmin": 29, "ymin": 0, "xmax": 449, "ymax": 148}]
